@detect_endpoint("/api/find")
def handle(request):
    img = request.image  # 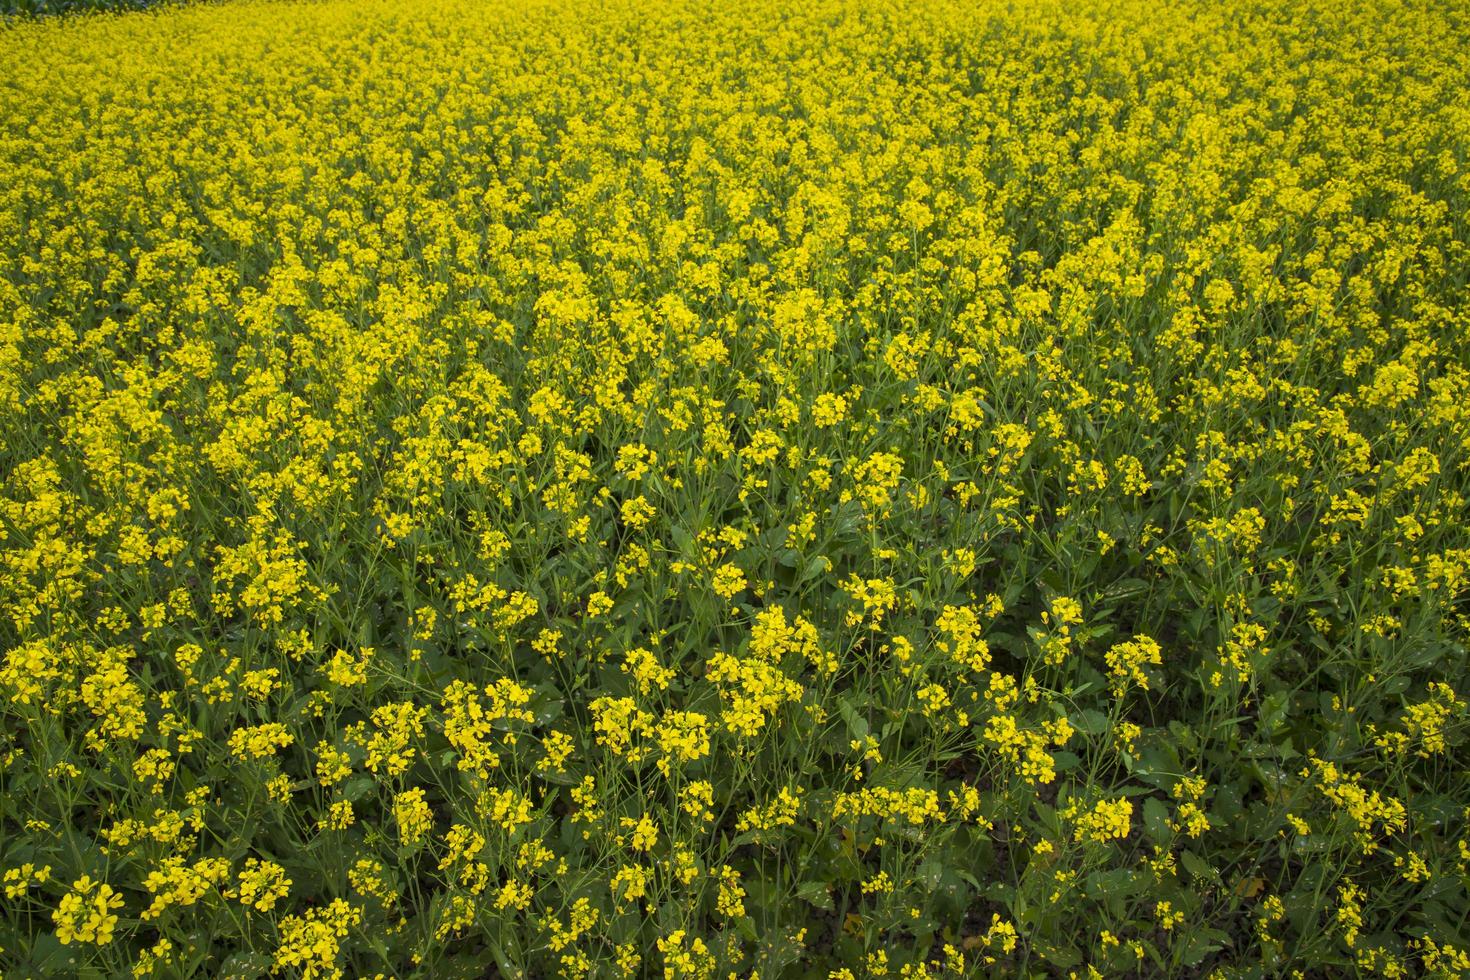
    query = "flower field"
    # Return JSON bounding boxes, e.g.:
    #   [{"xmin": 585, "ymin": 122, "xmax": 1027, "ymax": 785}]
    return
[{"xmin": 2, "ymin": 0, "xmax": 1469, "ymax": 976}]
